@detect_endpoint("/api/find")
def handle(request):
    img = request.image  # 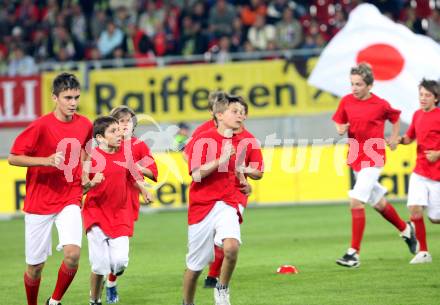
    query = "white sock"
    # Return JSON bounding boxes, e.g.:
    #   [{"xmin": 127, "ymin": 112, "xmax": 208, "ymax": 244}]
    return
[
  {"xmin": 49, "ymin": 299, "xmax": 60, "ymax": 305},
  {"xmin": 107, "ymin": 280, "xmax": 117, "ymax": 288}
]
